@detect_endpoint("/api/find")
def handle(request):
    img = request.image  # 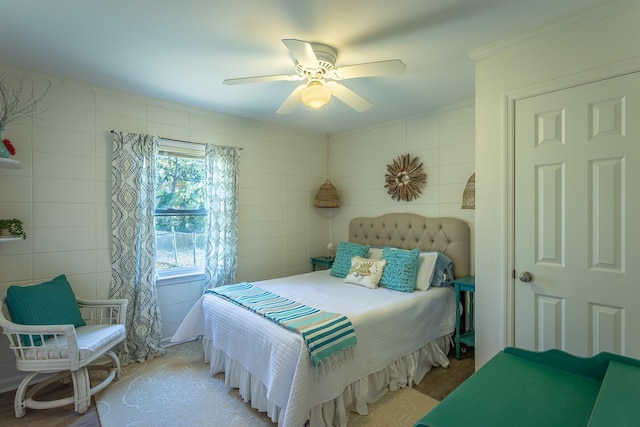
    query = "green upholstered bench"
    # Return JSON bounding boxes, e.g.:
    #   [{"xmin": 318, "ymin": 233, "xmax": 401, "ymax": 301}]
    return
[{"xmin": 415, "ymin": 347, "xmax": 640, "ymax": 427}]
